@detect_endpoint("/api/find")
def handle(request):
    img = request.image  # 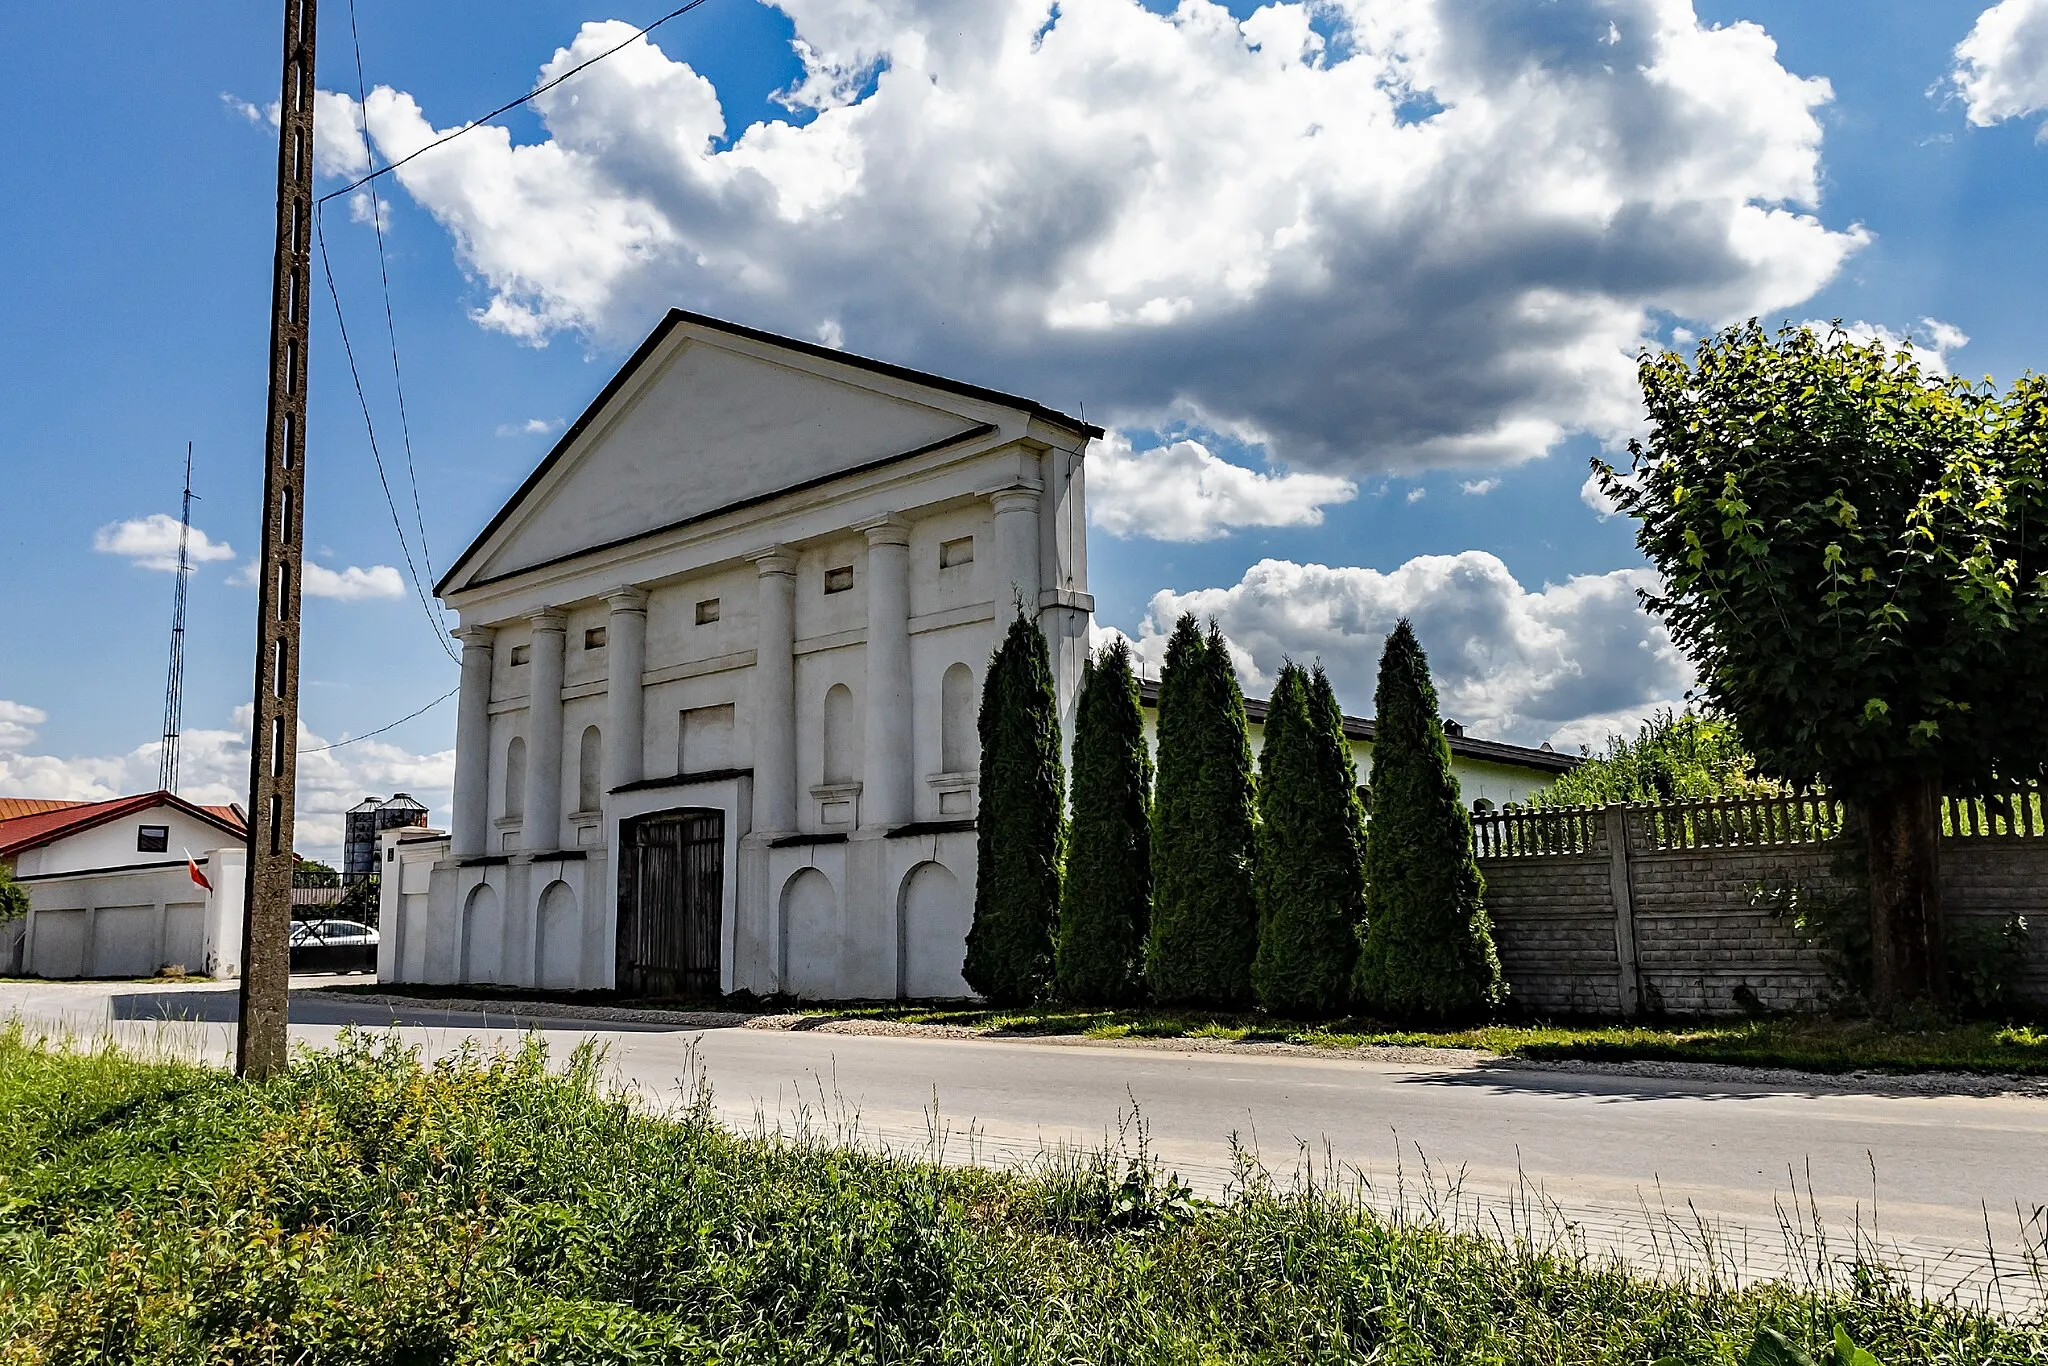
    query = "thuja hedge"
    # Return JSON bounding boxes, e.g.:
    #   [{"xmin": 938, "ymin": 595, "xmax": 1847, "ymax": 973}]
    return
[
  {"xmin": 964, "ymin": 610, "xmax": 1064, "ymax": 1006},
  {"xmin": 1057, "ymin": 638, "xmax": 1152, "ymax": 1005},
  {"xmin": 1, "ymin": 1031, "xmax": 2034, "ymax": 1364}
]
